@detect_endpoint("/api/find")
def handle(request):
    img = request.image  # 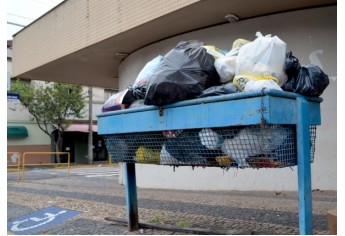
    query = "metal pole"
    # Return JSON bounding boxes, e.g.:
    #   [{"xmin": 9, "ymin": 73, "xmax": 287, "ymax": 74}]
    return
[
  {"xmin": 88, "ymin": 86, "xmax": 93, "ymax": 164},
  {"xmin": 124, "ymin": 162, "xmax": 139, "ymax": 231},
  {"xmin": 67, "ymin": 152, "xmax": 70, "ymax": 178},
  {"xmin": 296, "ymin": 97, "xmax": 312, "ymax": 235},
  {"xmin": 22, "ymin": 153, "xmax": 26, "ymax": 182},
  {"xmin": 17, "ymin": 153, "xmax": 21, "ymax": 182}
]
